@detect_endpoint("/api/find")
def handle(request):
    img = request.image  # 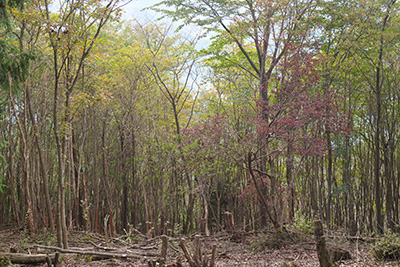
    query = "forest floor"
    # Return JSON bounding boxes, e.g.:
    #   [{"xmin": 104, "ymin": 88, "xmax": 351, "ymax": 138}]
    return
[{"xmin": 0, "ymin": 227, "xmax": 399, "ymax": 266}]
